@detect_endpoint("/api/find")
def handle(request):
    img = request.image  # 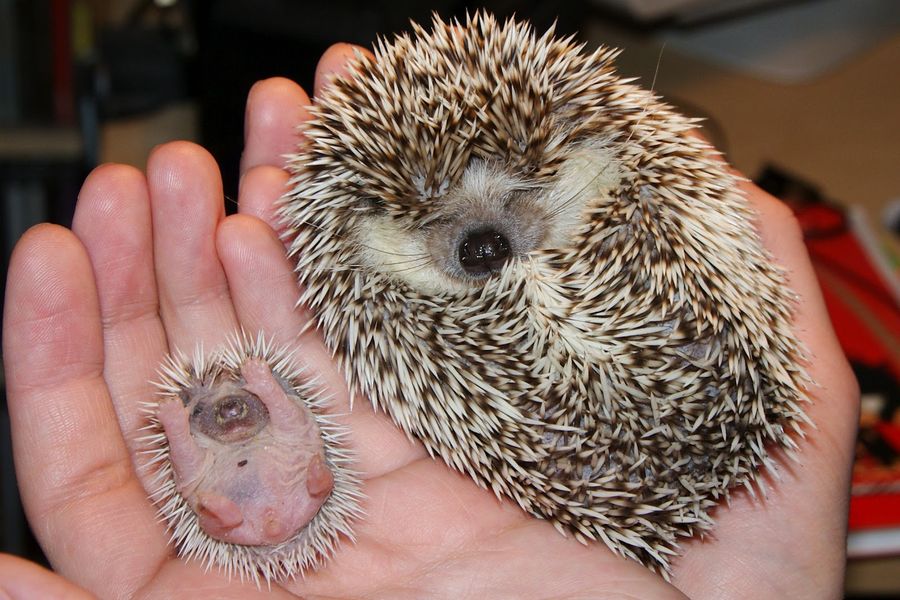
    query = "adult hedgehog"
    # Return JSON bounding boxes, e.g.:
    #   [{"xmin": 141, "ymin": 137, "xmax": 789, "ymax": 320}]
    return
[{"xmin": 278, "ymin": 12, "xmax": 810, "ymax": 574}]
